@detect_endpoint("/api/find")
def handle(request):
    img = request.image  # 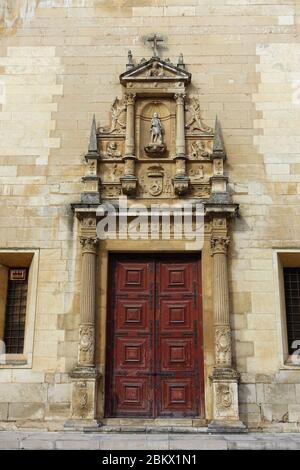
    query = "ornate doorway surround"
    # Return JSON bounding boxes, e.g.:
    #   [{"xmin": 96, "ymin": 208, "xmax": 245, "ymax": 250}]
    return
[{"xmin": 69, "ymin": 44, "xmax": 245, "ymax": 433}]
